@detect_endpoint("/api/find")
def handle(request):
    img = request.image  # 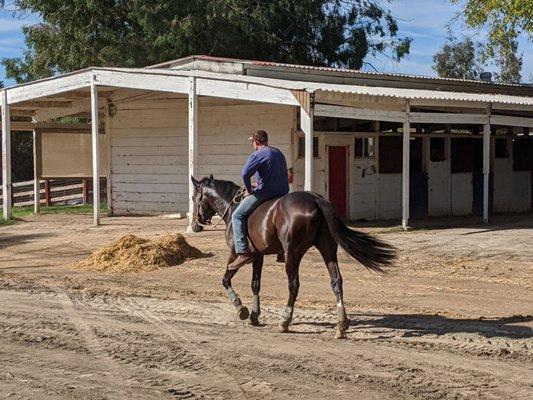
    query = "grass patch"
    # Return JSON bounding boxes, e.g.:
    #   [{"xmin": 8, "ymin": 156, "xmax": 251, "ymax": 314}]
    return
[{"xmin": 0, "ymin": 203, "xmax": 107, "ymax": 226}]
